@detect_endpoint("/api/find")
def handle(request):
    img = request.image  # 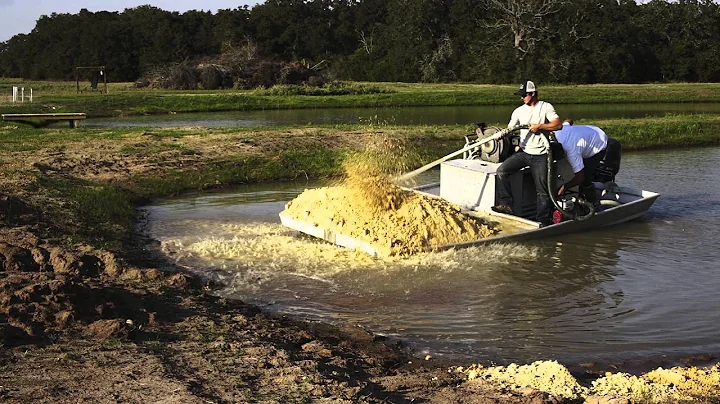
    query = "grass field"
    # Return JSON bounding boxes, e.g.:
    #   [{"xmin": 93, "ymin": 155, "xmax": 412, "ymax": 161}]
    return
[{"xmin": 3, "ymin": 79, "xmax": 720, "ymax": 117}]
